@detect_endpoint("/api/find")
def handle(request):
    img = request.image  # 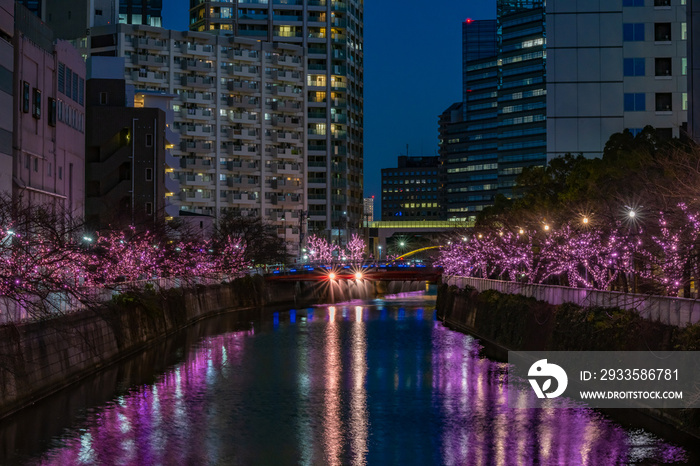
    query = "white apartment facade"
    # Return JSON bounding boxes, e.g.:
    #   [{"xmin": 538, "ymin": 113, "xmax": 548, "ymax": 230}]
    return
[
  {"xmin": 547, "ymin": 0, "xmax": 688, "ymax": 160},
  {"xmin": 89, "ymin": 24, "xmax": 307, "ymax": 255}
]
